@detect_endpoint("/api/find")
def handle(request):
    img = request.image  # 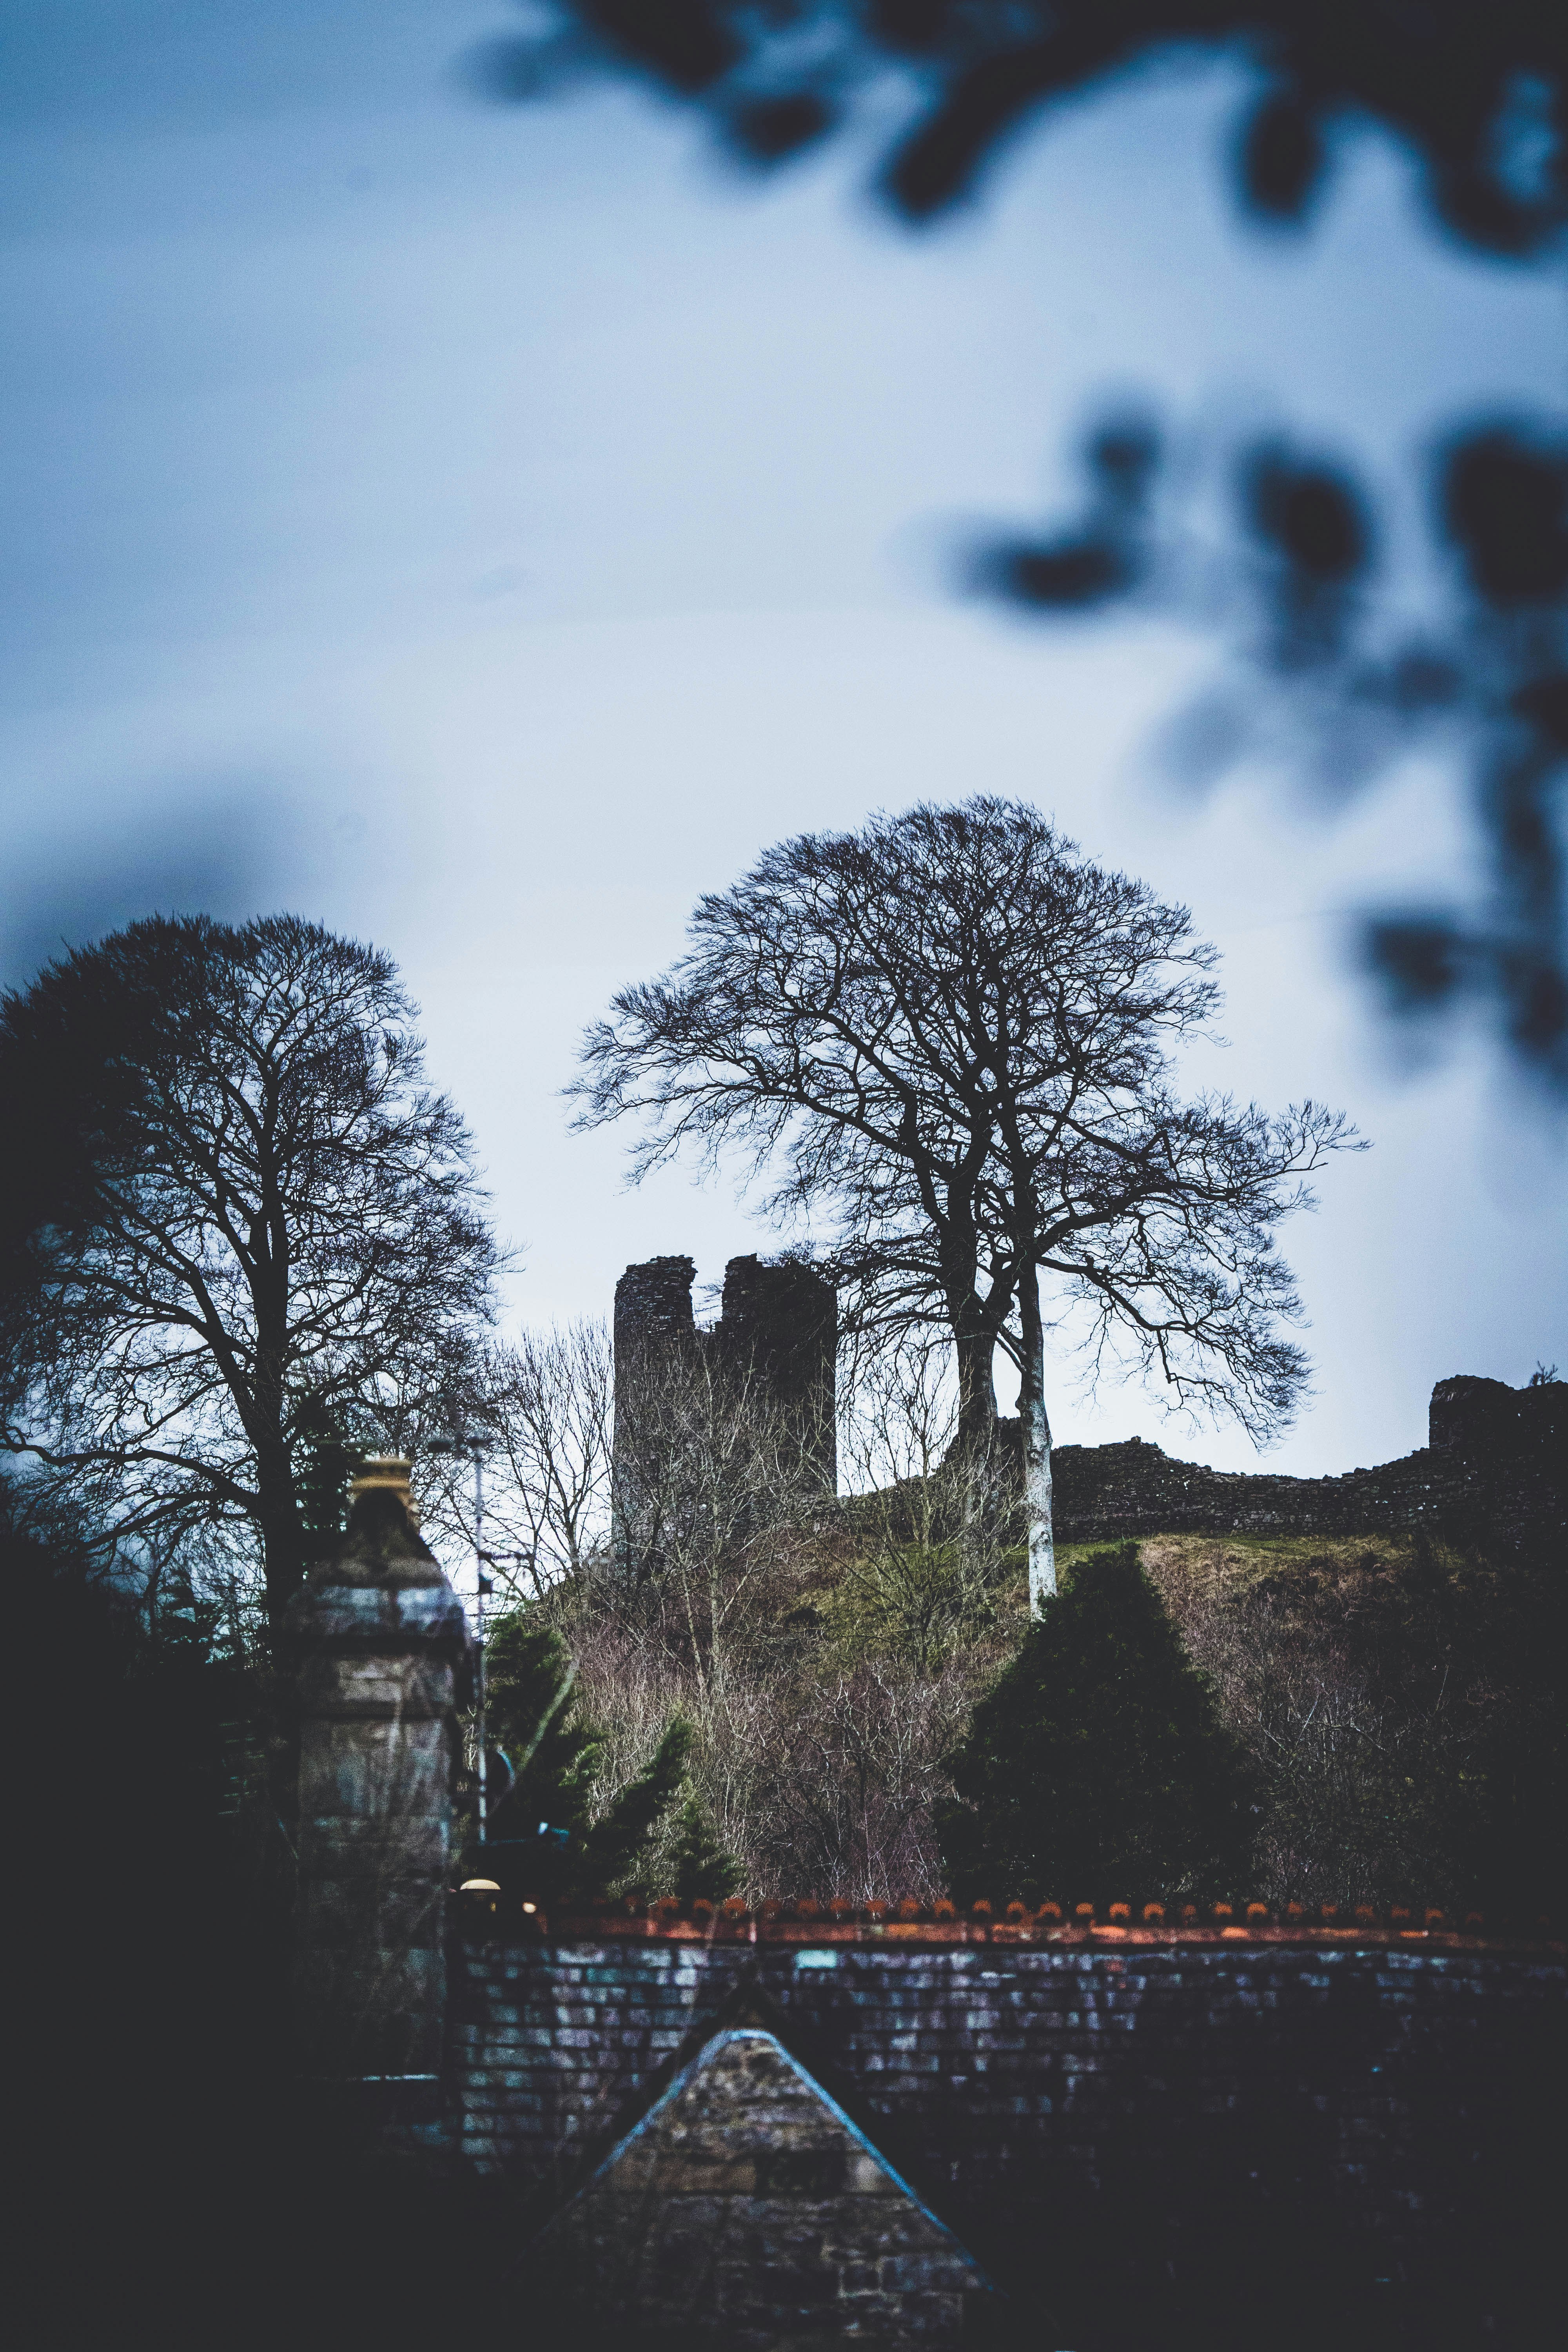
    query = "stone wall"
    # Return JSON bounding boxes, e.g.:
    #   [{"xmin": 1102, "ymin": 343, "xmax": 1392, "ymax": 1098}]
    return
[
  {"xmin": 614, "ymin": 1247, "xmax": 1563, "ymax": 1555},
  {"xmin": 532, "ymin": 2024, "xmax": 987, "ymax": 2342},
  {"xmin": 447, "ymin": 1919, "xmax": 1561, "ymax": 2340},
  {"xmin": 1046, "ymin": 1371, "xmax": 1564, "ymax": 1552}
]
